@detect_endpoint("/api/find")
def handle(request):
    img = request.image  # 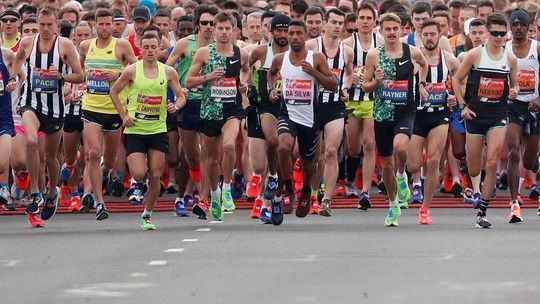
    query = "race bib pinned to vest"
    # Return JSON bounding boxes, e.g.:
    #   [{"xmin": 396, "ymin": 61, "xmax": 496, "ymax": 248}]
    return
[
  {"xmin": 284, "ymin": 78, "xmax": 313, "ymax": 105},
  {"xmin": 86, "ymin": 70, "xmax": 111, "ymax": 95},
  {"xmin": 135, "ymin": 94, "xmax": 162, "ymax": 120},
  {"xmin": 32, "ymin": 67, "xmax": 58, "ymax": 93},
  {"xmin": 478, "ymin": 76, "xmax": 504, "ymax": 102},
  {"xmin": 381, "ymin": 80, "xmax": 408, "ymax": 105},
  {"xmin": 211, "ymin": 77, "xmax": 237, "ymax": 103},
  {"xmin": 518, "ymin": 70, "xmax": 535, "ymax": 95},
  {"xmin": 424, "ymin": 82, "xmax": 446, "ymax": 106}
]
